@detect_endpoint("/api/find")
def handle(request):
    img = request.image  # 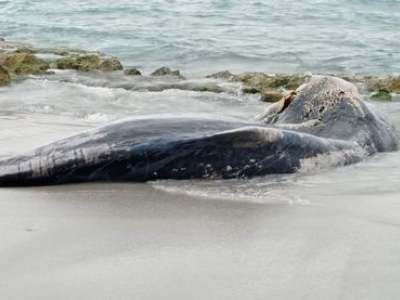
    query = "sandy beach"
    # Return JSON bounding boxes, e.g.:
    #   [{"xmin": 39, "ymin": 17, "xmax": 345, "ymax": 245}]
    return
[{"xmin": 1, "ymin": 180, "xmax": 400, "ymax": 300}]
